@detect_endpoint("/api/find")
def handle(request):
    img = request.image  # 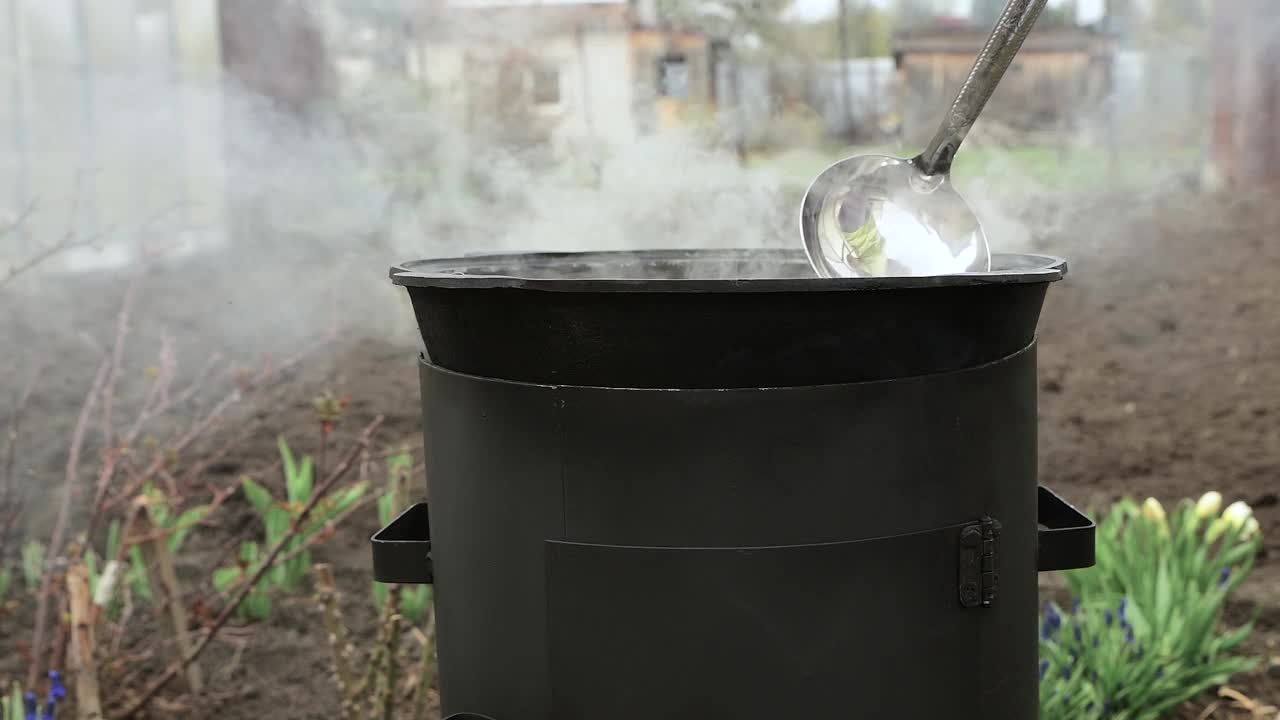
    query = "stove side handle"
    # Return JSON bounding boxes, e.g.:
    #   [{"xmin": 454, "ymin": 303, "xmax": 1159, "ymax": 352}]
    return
[
  {"xmin": 1037, "ymin": 485, "xmax": 1096, "ymax": 572},
  {"xmin": 372, "ymin": 502, "xmax": 435, "ymax": 584}
]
